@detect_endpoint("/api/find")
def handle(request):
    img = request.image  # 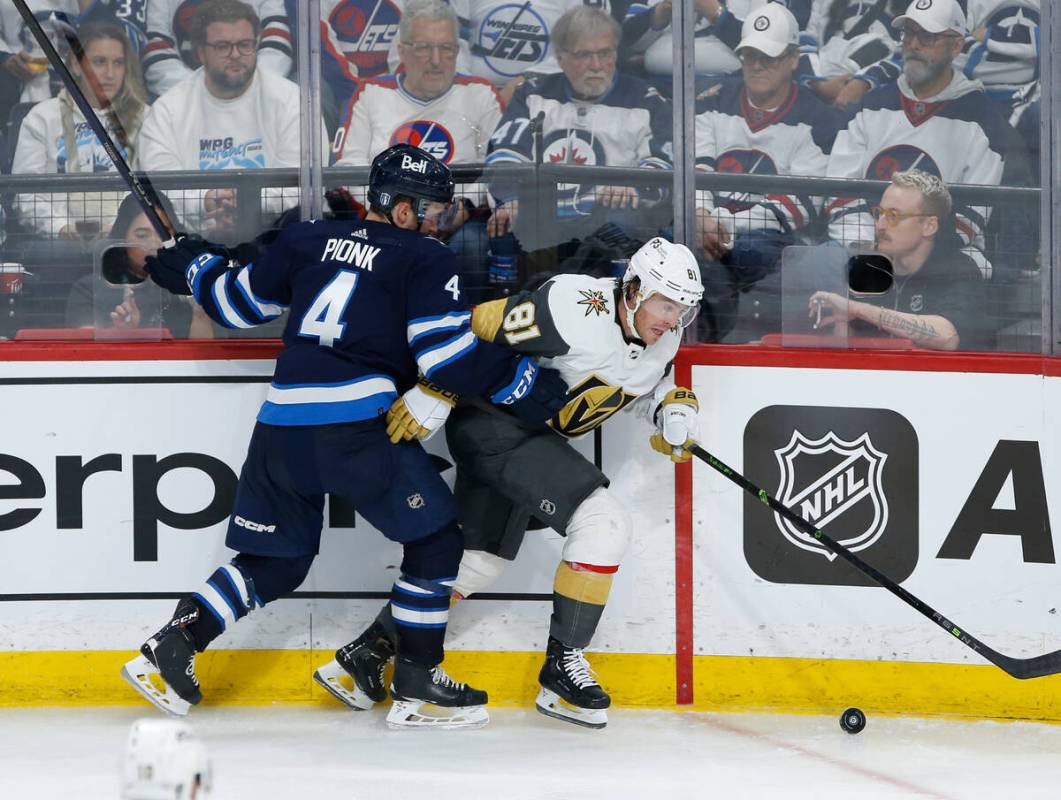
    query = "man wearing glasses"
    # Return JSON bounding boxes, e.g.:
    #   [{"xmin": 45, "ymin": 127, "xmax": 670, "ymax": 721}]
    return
[
  {"xmin": 138, "ymin": 0, "xmax": 303, "ymax": 234},
  {"xmin": 691, "ymin": 3, "xmax": 846, "ymax": 342},
  {"xmin": 484, "ymin": 6, "xmax": 672, "ymax": 274},
  {"xmin": 824, "ymin": 0, "xmax": 1030, "ymax": 274},
  {"xmin": 810, "ymin": 169, "xmax": 989, "ymax": 350},
  {"xmin": 142, "ymin": 0, "xmax": 293, "ymax": 97}
]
